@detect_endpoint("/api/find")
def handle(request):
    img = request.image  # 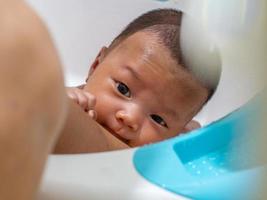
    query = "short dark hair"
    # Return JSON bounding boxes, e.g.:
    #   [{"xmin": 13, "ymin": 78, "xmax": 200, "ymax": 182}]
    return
[
  {"xmin": 108, "ymin": 9, "xmax": 215, "ymax": 101},
  {"xmin": 110, "ymin": 9, "xmax": 181, "ymax": 46}
]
